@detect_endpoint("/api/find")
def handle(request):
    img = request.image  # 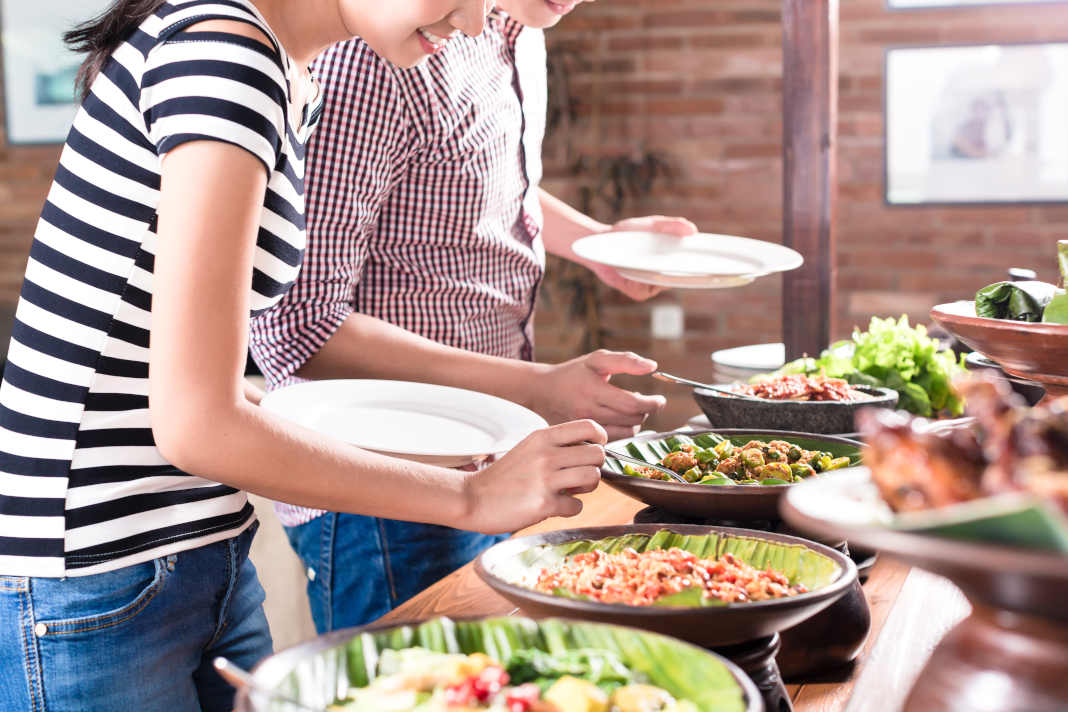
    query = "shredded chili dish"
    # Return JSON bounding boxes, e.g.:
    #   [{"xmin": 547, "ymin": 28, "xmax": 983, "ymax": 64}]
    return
[
  {"xmin": 534, "ymin": 547, "xmax": 808, "ymax": 607},
  {"xmin": 733, "ymin": 373, "xmax": 871, "ymax": 402}
]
